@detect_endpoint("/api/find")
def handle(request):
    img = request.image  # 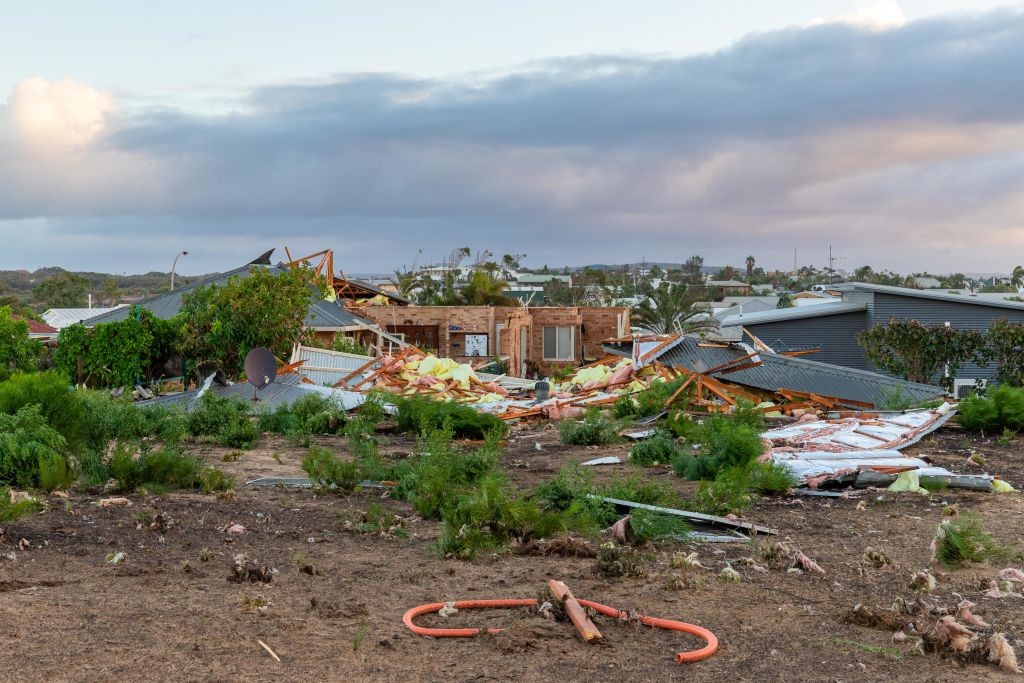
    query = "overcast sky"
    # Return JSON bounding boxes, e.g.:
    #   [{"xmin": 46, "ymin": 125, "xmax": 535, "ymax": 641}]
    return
[{"xmin": 2, "ymin": 1, "xmax": 1023, "ymax": 276}]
